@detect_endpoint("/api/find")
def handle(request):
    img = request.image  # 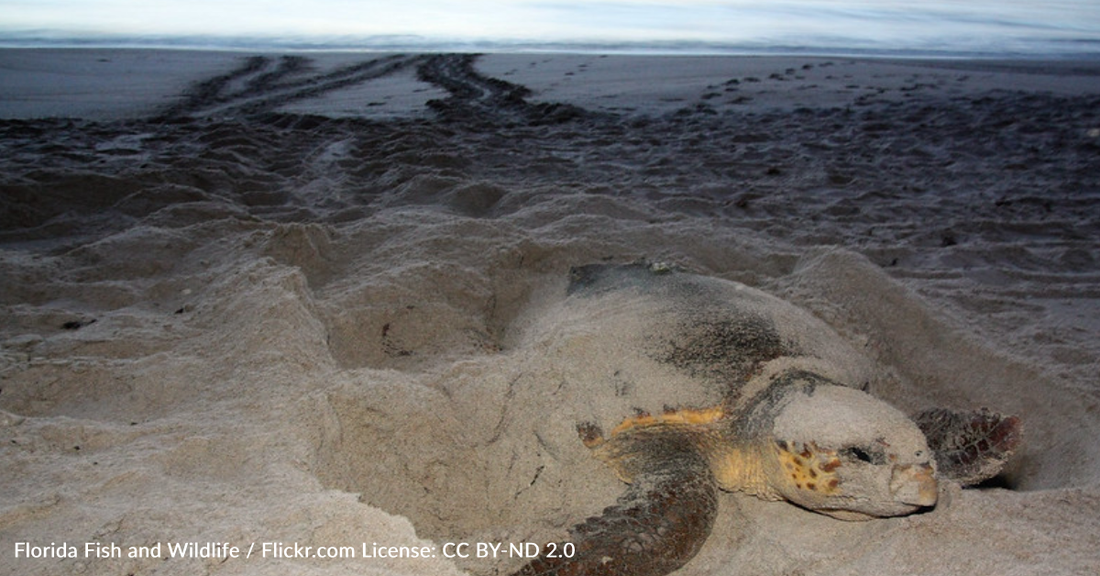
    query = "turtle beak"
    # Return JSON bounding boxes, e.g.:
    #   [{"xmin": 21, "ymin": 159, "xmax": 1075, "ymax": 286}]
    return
[{"xmin": 890, "ymin": 463, "xmax": 938, "ymax": 507}]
